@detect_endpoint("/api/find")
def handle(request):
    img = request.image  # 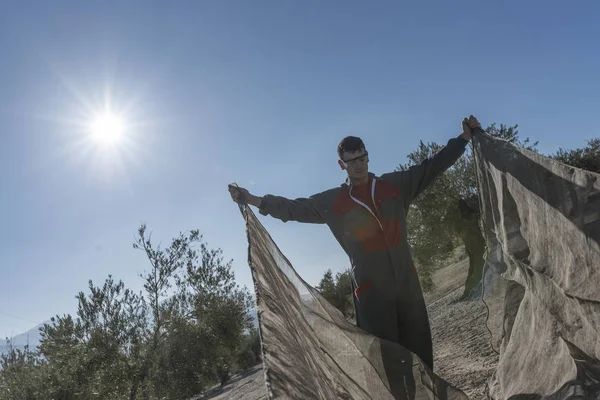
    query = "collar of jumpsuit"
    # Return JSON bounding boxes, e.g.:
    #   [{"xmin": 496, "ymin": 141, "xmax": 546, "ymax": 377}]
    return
[{"xmin": 347, "ymin": 174, "xmax": 384, "ymax": 231}]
